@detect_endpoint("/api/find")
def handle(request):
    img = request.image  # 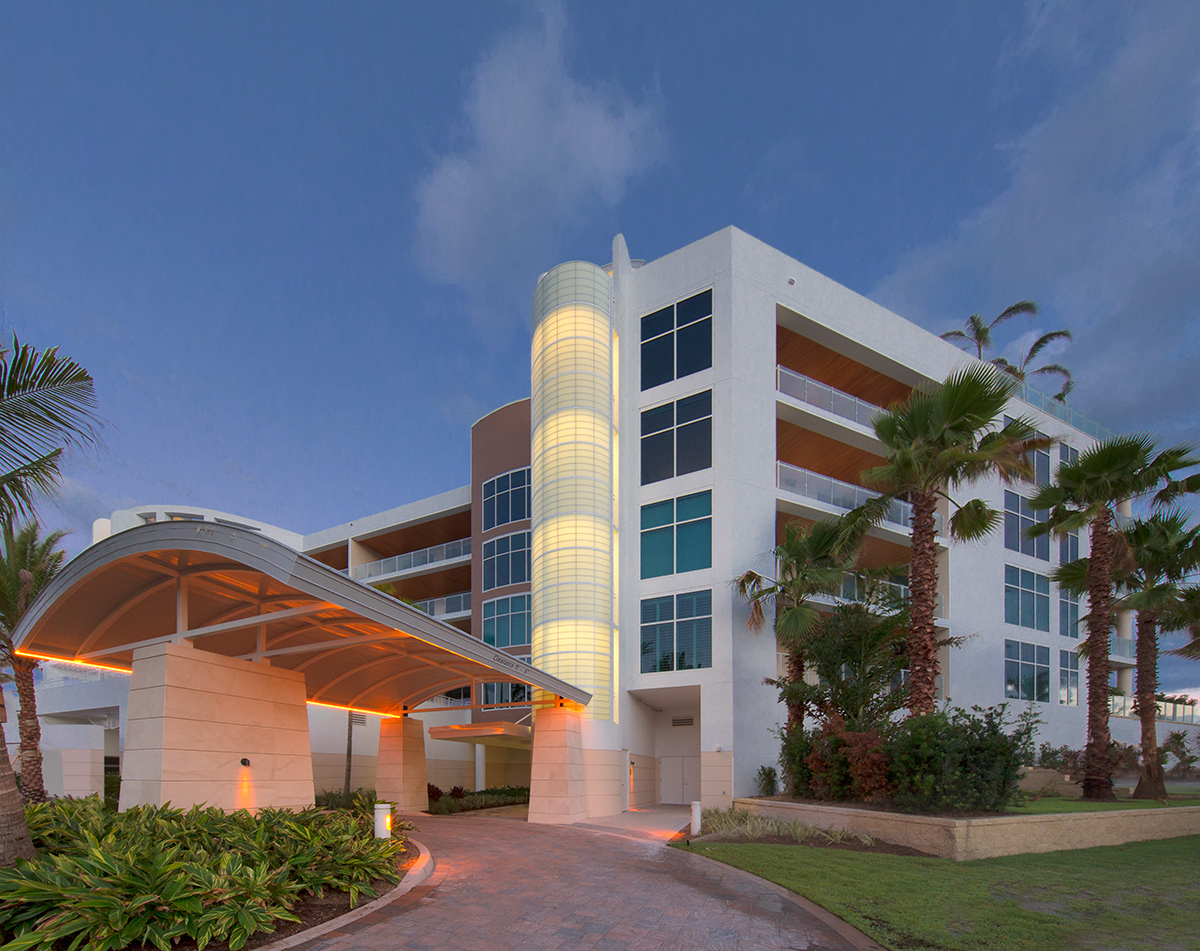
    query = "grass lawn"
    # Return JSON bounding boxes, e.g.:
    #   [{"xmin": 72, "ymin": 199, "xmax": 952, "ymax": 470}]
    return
[
  {"xmin": 685, "ymin": 835, "xmax": 1200, "ymax": 951},
  {"xmin": 1011, "ymin": 796, "xmax": 1200, "ymax": 814}
]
